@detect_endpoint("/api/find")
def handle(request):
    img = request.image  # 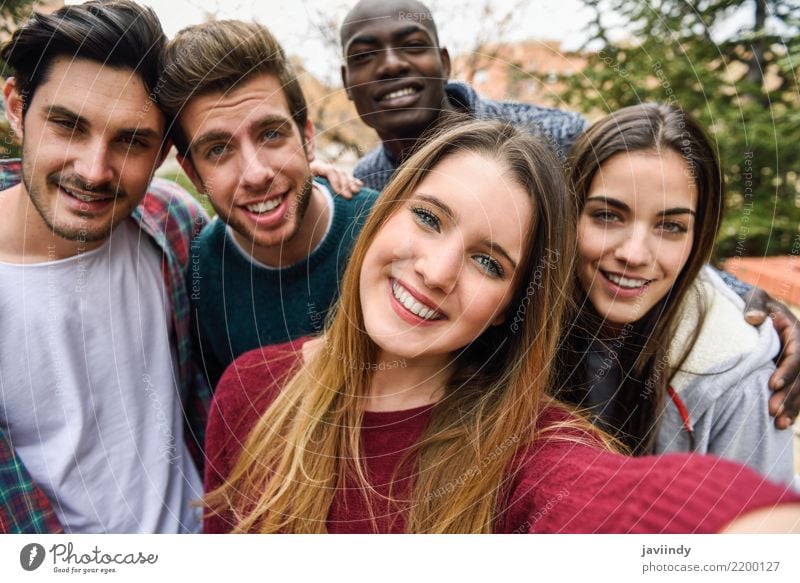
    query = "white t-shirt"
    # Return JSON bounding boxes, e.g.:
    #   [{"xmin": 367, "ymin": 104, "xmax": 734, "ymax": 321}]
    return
[{"xmin": 0, "ymin": 221, "xmax": 202, "ymax": 533}]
